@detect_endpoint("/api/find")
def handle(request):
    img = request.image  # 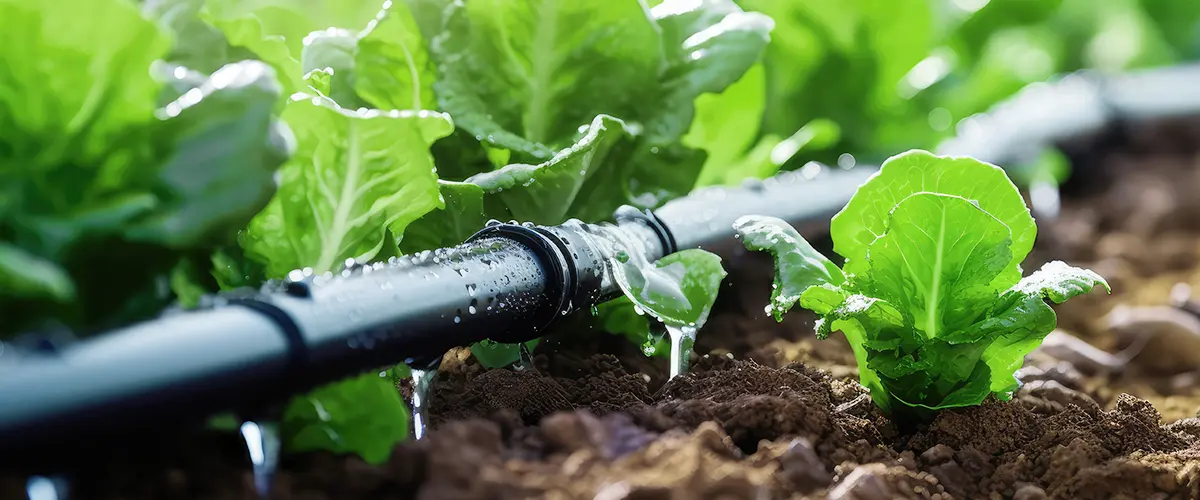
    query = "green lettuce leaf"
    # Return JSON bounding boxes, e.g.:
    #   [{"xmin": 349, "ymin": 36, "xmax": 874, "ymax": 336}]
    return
[
  {"xmin": 856, "ymin": 193, "xmax": 1014, "ymax": 338},
  {"xmin": 971, "ymin": 261, "xmax": 1110, "ymax": 394},
  {"xmin": 0, "ymin": 244, "xmax": 75, "ymax": 302},
  {"xmin": 735, "ymin": 0, "xmax": 932, "ymax": 158},
  {"xmin": 143, "ymin": 0, "xmax": 234, "ymax": 73},
  {"xmin": 428, "ymin": 0, "xmax": 662, "ymax": 156},
  {"xmin": 145, "ymin": 0, "xmax": 304, "ymax": 94},
  {"xmin": 298, "ymin": 1, "xmax": 436, "ymax": 112},
  {"xmin": 464, "ymin": 115, "xmax": 633, "ymax": 225},
  {"xmin": 470, "ymin": 339, "xmax": 540, "ymax": 369},
  {"xmin": 647, "ymin": 0, "xmax": 773, "ymax": 143},
  {"xmin": 204, "ymin": 0, "xmax": 386, "ymax": 58},
  {"xmin": 354, "ymin": 2, "xmax": 439, "ymax": 111},
  {"xmin": 399, "ymin": 180, "xmax": 488, "ymax": 253},
  {"xmin": 695, "ymin": 118, "xmax": 839, "ymax": 188},
  {"xmin": 831, "ymin": 150, "xmax": 1036, "ymax": 271},
  {"xmin": 241, "ymin": 94, "xmax": 452, "ymax": 277},
  {"xmin": 282, "ymin": 373, "xmax": 410, "ymax": 465},
  {"xmin": 811, "ymin": 293, "xmax": 905, "ymax": 414},
  {"xmin": 684, "ymin": 63, "xmax": 766, "ymax": 182},
  {"xmin": 204, "ymin": 12, "xmax": 303, "ymax": 93},
  {"xmin": 401, "ymin": 114, "xmax": 632, "ymax": 252},
  {"xmin": 423, "ymin": 0, "xmax": 770, "ymax": 215},
  {"xmin": 733, "ymin": 215, "xmax": 844, "ymax": 320},
  {"xmin": 618, "ymin": 249, "xmax": 727, "ymax": 328},
  {"xmin": 128, "ymin": 61, "xmax": 294, "ymax": 247}
]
